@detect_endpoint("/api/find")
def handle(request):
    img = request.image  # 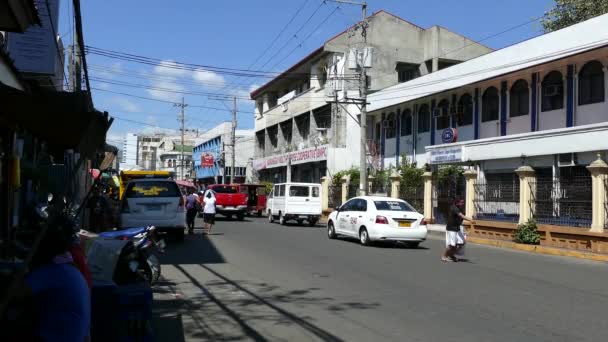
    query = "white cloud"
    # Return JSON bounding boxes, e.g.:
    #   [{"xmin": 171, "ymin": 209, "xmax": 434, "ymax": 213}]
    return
[
  {"xmin": 153, "ymin": 60, "xmax": 187, "ymax": 77},
  {"xmin": 106, "ymin": 96, "xmax": 141, "ymax": 112},
  {"xmin": 192, "ymin": 69, "xmax": 225, "ymax": 88},
  {"xmin": 146, "ymin": 79, "xmax": 185, "ymax": 102}
]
